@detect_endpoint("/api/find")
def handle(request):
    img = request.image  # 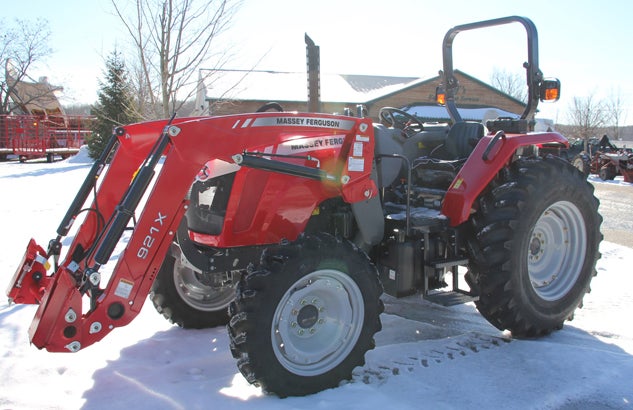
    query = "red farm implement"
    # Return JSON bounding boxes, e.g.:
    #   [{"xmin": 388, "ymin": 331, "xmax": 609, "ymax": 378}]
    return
[
  {"xmin": 0, "ymin": 114, "xmax": 93, "ymax": 162},
  {"xmin": 591, "ymin": 150, "xmax": 633, "ymax": 182}
]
